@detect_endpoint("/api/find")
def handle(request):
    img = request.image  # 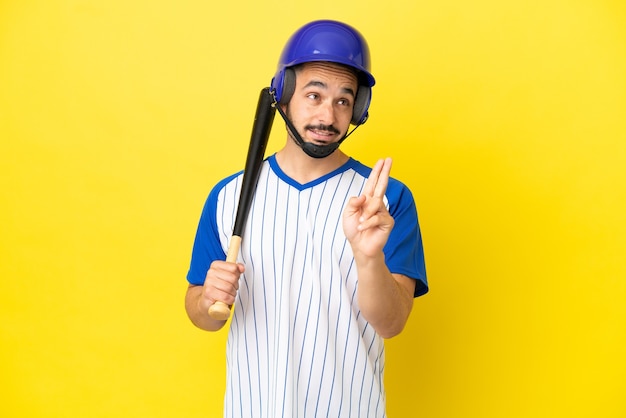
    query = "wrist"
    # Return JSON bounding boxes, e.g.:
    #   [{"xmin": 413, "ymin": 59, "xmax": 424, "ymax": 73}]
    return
[{"xmin": 352, "ymin": 249, "xmax": 385, "ymax": 268}]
